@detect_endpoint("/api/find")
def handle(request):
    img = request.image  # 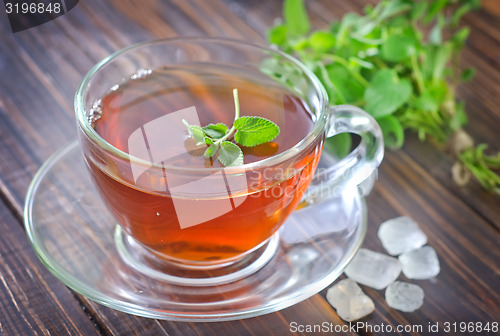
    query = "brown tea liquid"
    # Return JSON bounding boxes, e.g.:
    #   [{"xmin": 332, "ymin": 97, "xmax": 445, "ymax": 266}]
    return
[{"xmin": 89, "ymin": 64, "xmax": 321, "ymax": 264}]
